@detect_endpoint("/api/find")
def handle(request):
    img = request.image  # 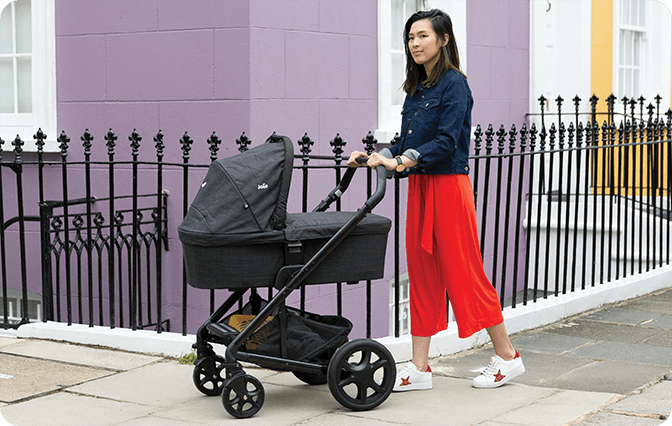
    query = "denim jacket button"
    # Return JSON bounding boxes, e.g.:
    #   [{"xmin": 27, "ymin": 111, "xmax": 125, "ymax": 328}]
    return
[
  {"xmin": 408, "ymin": 129, "xmax": 413, "ymax": 134},
  {"xmin": 464, "ymin": 166, "xmax": 469, "ymax": 171},
  {"xmin": 425, "ymin": 103, "xmax": 429, "ymax": 107}
]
